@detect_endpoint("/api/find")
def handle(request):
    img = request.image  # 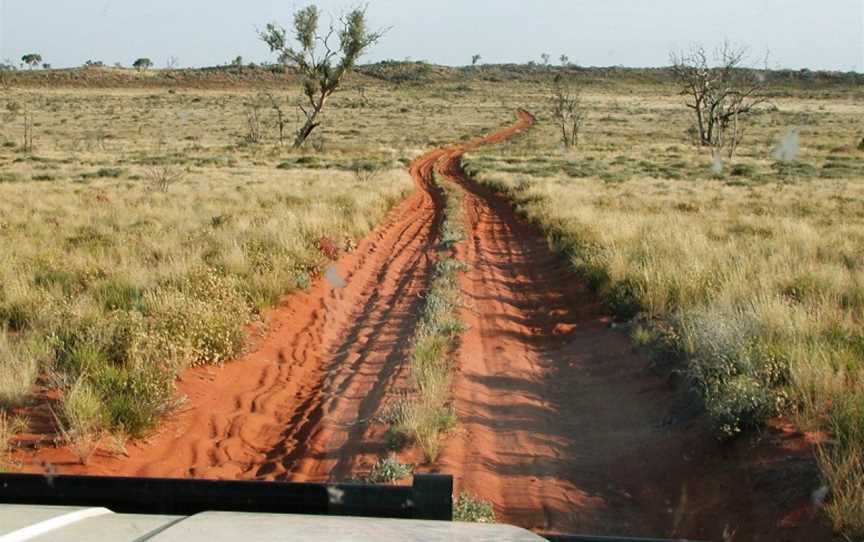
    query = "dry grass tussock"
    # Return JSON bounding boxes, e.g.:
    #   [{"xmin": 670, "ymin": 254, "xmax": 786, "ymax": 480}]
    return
[
  {"xmin": 0, "ymin": 167, "xmax": 410, "ymax": 448},
  {"xmin": 386, "ymin": 179, "xmax": 465, "ymax": 463},
  {"xmin": 464, "ymin": 83, "xmax": 864, "ymax": 536},
  {"xmin": 0, "ymin": 82, "xmax": 507, "ymax": 463},
  {"xmin": 1, "ymin": 73, "xmax": 863, "ymax": 534}
]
